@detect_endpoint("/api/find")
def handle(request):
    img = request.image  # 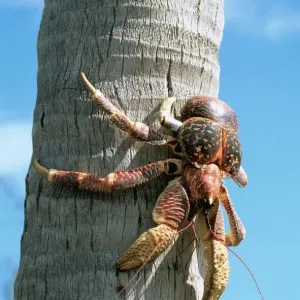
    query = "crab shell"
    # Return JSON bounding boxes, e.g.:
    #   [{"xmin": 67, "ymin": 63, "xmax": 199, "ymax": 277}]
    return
[
  {"xmin": 178, "ymin": 96, "xmax": 242, "ymax": 177},
  {"xmin": 180, "ymin": 96, "xmax": 238, "ymax": 131}
]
